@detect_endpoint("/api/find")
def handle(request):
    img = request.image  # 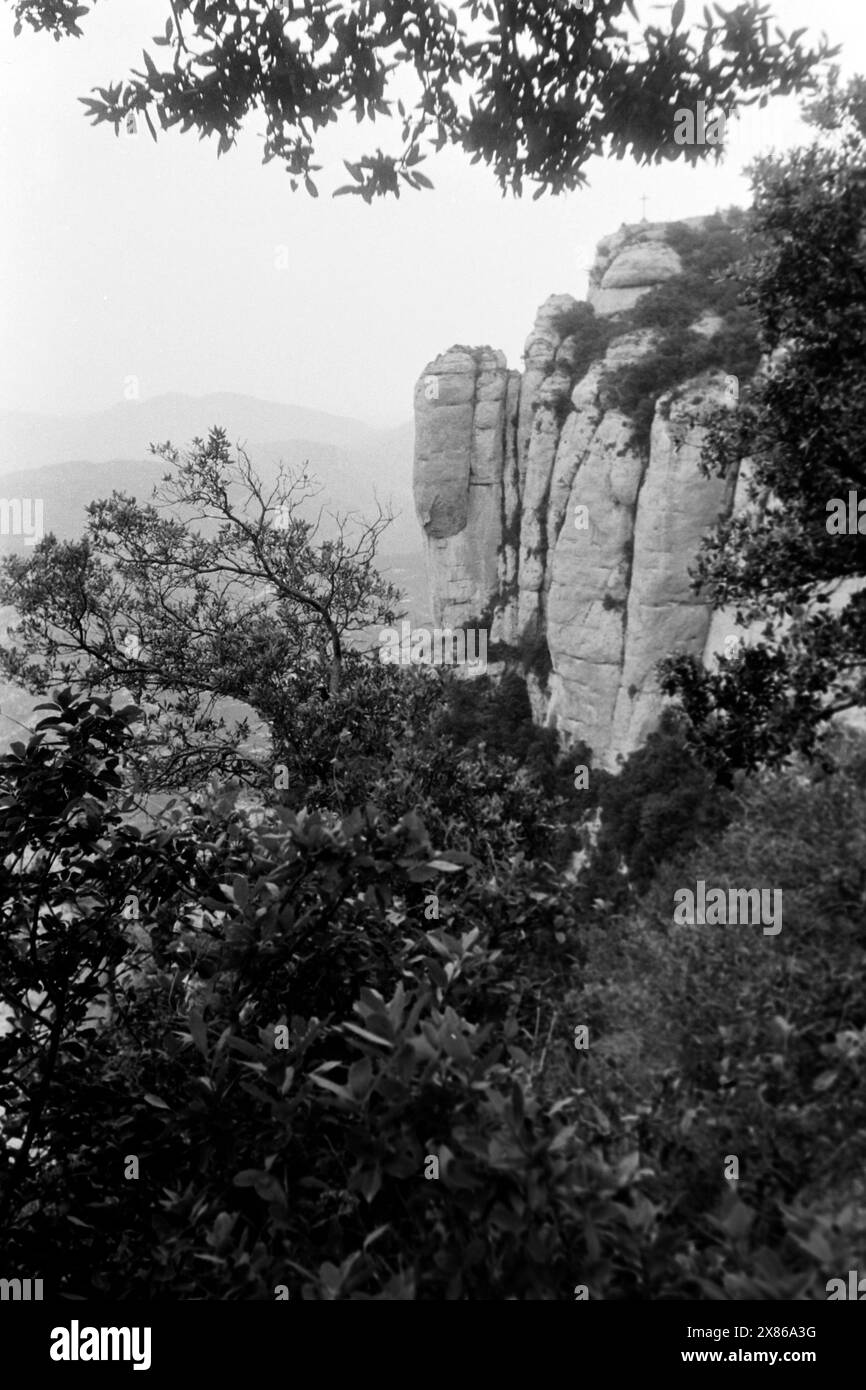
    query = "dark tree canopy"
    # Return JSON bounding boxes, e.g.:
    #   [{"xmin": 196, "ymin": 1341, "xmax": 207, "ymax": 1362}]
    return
[{"xmin": 8, "ymin": 0, "xmax": 835, "ymax": 197}]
